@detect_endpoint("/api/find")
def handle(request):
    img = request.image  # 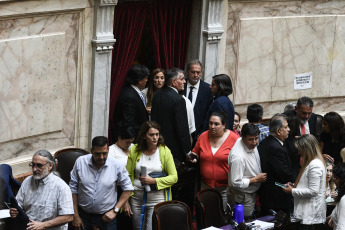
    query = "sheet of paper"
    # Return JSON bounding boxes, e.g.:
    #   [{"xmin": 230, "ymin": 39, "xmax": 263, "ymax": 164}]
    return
[
  {"xmin": 294, "ymin": 72, "xmax": 312, "ymax": 90},
  {"xmin": 202, "ymin": 227, "xmax": 222, "ymax": 230},
  {"xmin": 248, "ymin": 220, "xmax": 274, "ymax": 230},
  {"xmin": 0, "ymin": 209, "xmax": 10, "ymax": 219}
]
